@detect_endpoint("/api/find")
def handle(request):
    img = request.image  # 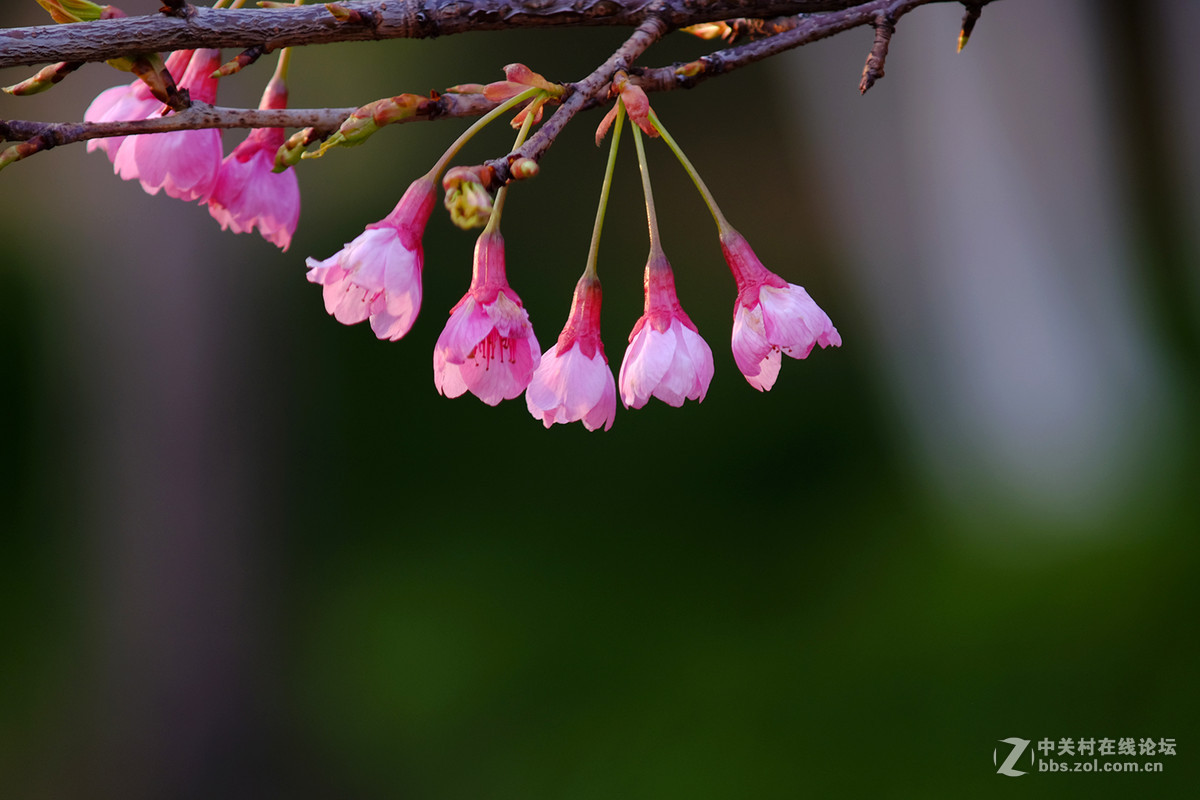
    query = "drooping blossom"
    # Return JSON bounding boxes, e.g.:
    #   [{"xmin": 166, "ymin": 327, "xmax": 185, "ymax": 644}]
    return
[
  {"xmin": 526, "ymin": 273, "xmax": 616, "ymax": 431},
  {"xmin": 207, "ymin": 75, "xmax": 300, "ymax": 250},
  {"xmin": 112, "ymin": 49, "xmax": 224, "ymax": 201},
  {"xmin": 85, "ymin": 49, "xmax": 193, "ymax": 162},
  {"xmin": 434, "ymin": 229, "xmax": 541, "ymax": 406},
  {"xmin": 618, "ymin": 249, "xmax": 714, "ymax": 409},
  {"xmin": 304, "ymin": 176, "xmax": 435, "ymax": 341},
  {"xmin": 721, "ymin": 228, "xmax": 841, "ymax": 391}
]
